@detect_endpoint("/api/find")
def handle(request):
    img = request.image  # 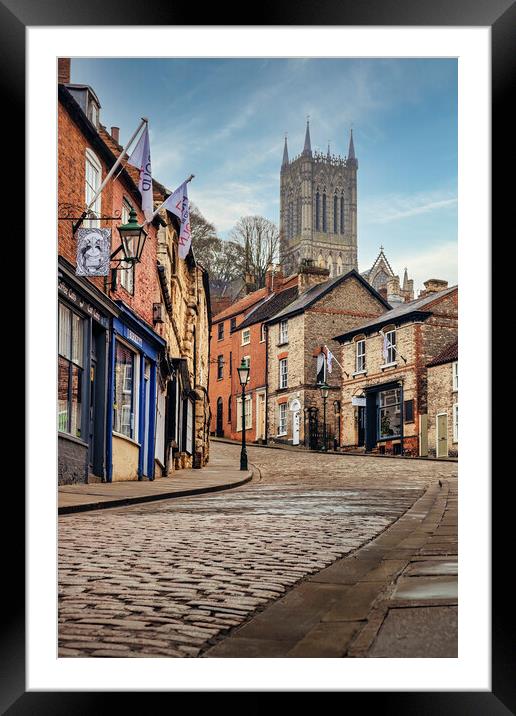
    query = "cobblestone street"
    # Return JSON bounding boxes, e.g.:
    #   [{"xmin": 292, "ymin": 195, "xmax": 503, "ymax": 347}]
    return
[{"xmin": 58, "ymin": 442, "xmax": 457, "ymax": 657}]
